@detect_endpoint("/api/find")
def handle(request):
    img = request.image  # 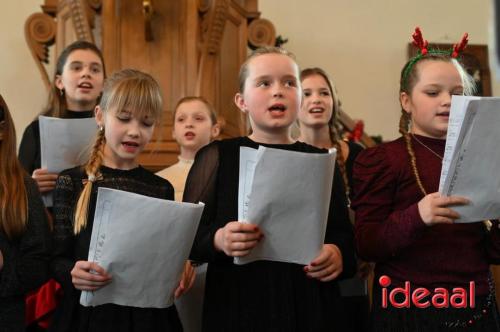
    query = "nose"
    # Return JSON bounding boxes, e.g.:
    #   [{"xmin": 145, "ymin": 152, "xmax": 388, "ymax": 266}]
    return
[
  {"xmin": 81, "ymin": 65, "xmax": 91, "ymax": 78},
  {"xmin": 442, "ymin": 93, "xmax": 452, "ymax": 107},
  {"xmin": 272, "ymin": 84, "xmax": 284, "ymax": 98},
  {"xmin": 127, "ymin": 120, "xmax": 140, "ymax": 138}
]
